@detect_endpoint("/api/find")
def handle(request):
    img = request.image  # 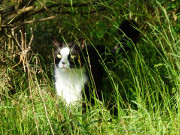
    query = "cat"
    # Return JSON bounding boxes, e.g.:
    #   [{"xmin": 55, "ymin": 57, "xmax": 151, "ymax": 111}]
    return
[
  {"xmin": 53, "ymin": 39, "xmax": 106, "ymax": 106},
  {"xmin": 53, "ymin": 20, "xmax": 140, "ymax": 106}
]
